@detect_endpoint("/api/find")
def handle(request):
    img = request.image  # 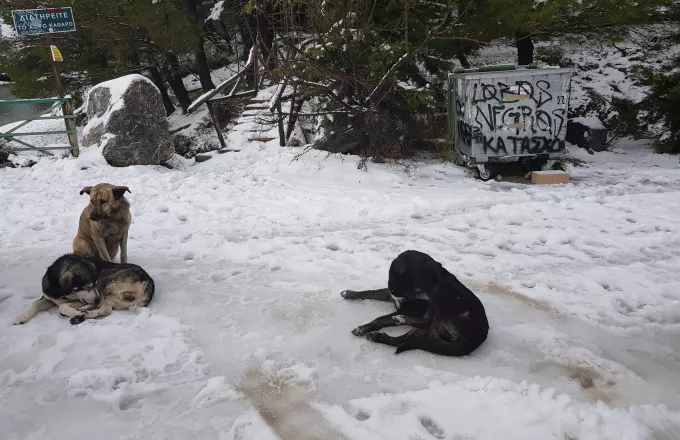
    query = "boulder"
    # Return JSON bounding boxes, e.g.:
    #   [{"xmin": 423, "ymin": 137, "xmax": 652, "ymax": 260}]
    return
[{"xmin": 82, "ymin": 74, "xmax": 174, "ymax": 166}]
